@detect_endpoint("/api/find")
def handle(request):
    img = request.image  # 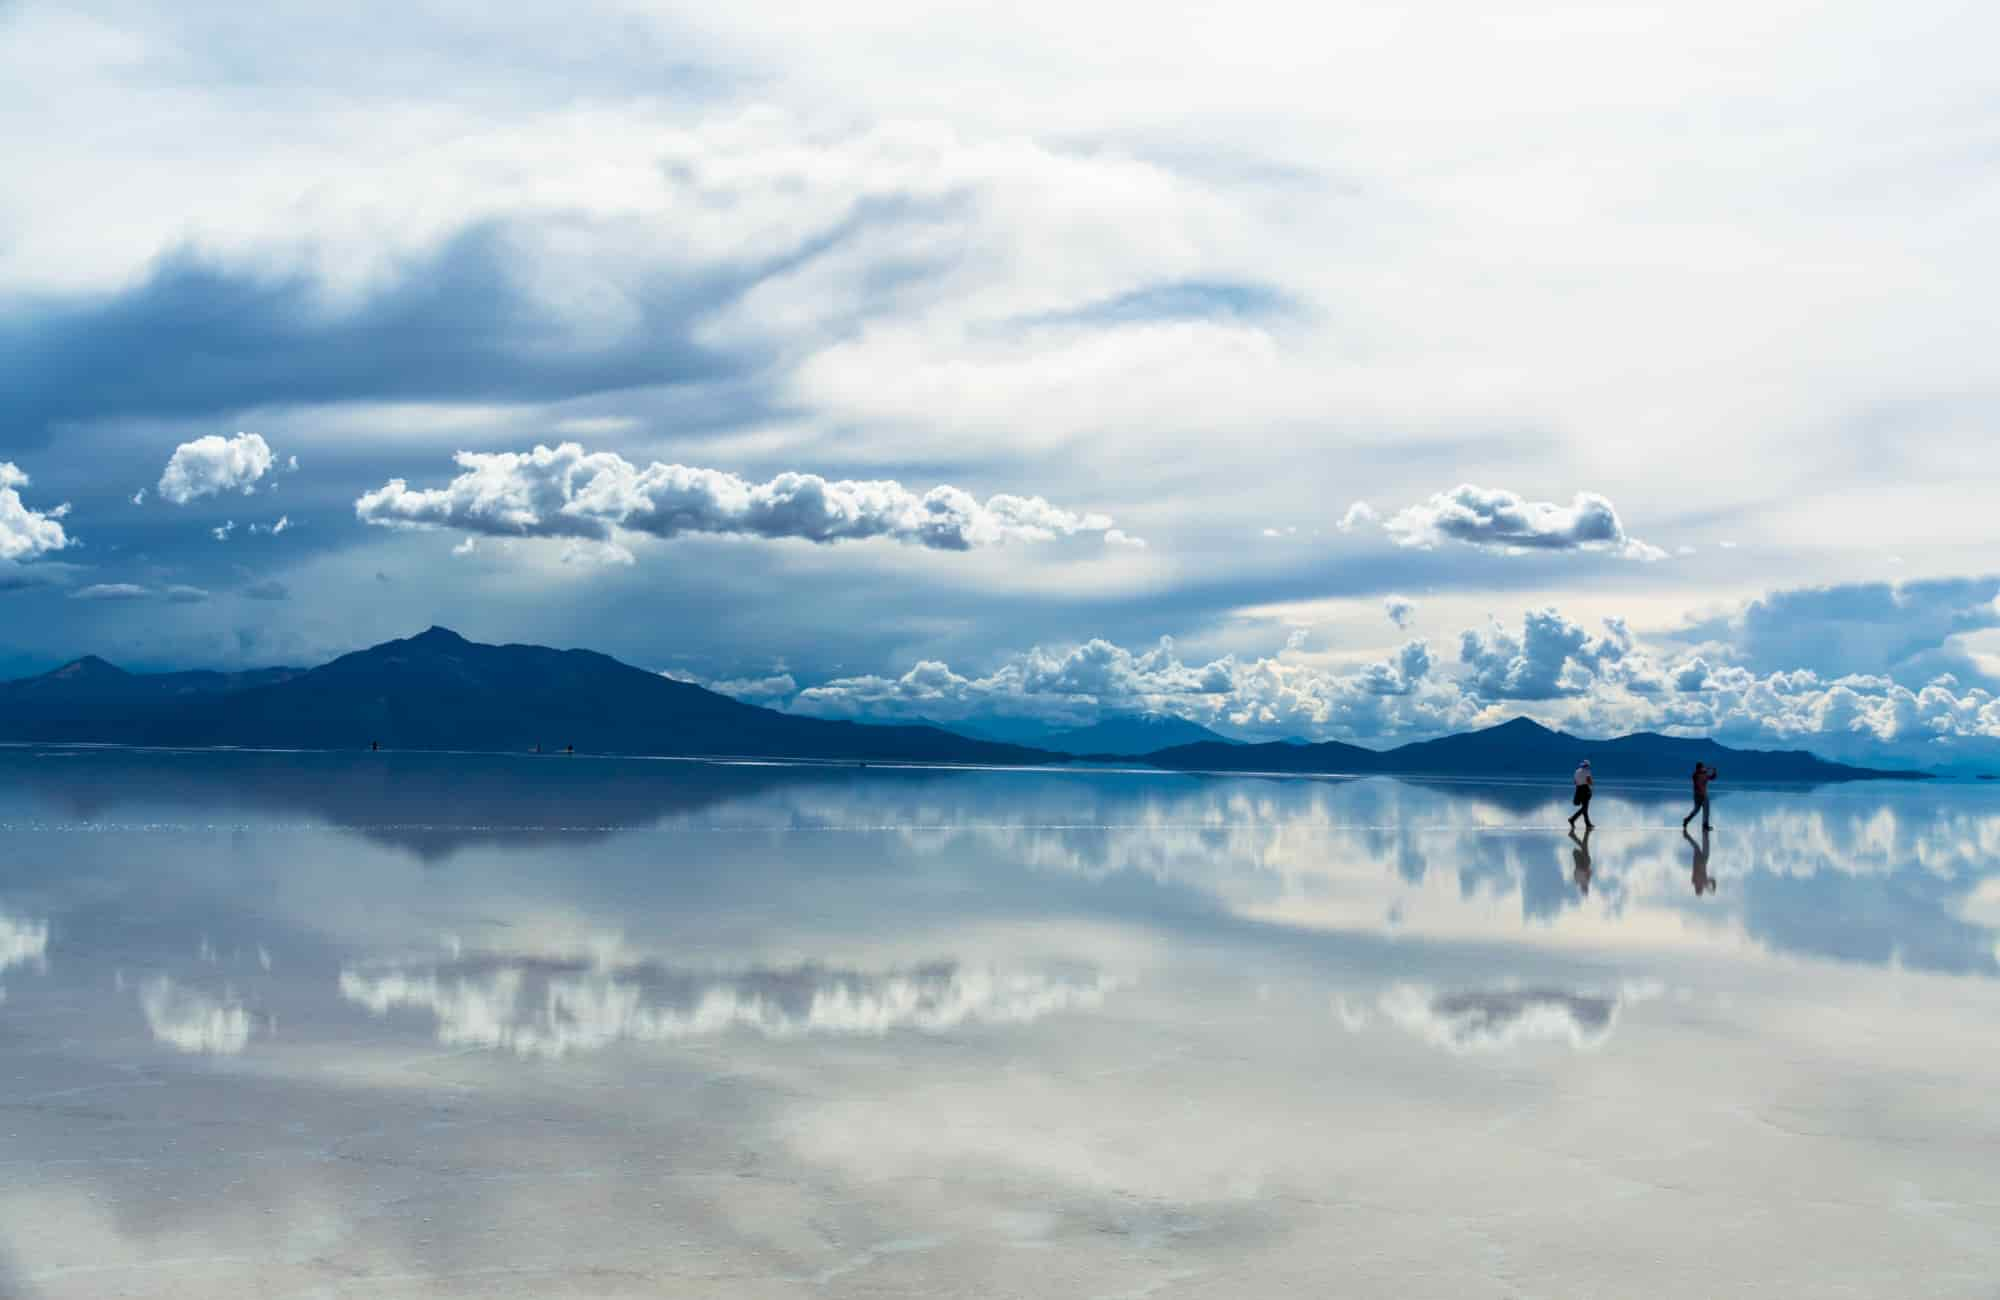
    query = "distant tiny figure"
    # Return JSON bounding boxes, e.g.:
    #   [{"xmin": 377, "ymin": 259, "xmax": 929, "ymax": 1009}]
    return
[
  {"xmin": 1569, "ymin": 825, "xmax": 1593, "ymax": 895},
  {"xmin": 1567, "ymin": 758, "xmax": 1594, "ymax": 831},
  {"xmin": 565, "ymin": 743, "xmax": 574, "ymax": 755},
  {"xmin": 1685, "ymin": 824, "xmax": 1717, "ymax": 895},
  {"xmin": 370, "ymin": 740, "xmax": 378, "ymax": 752},
  {"xmin": 1682, "ymin": 762, "xmax": 1717, "ymax": 831}
]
